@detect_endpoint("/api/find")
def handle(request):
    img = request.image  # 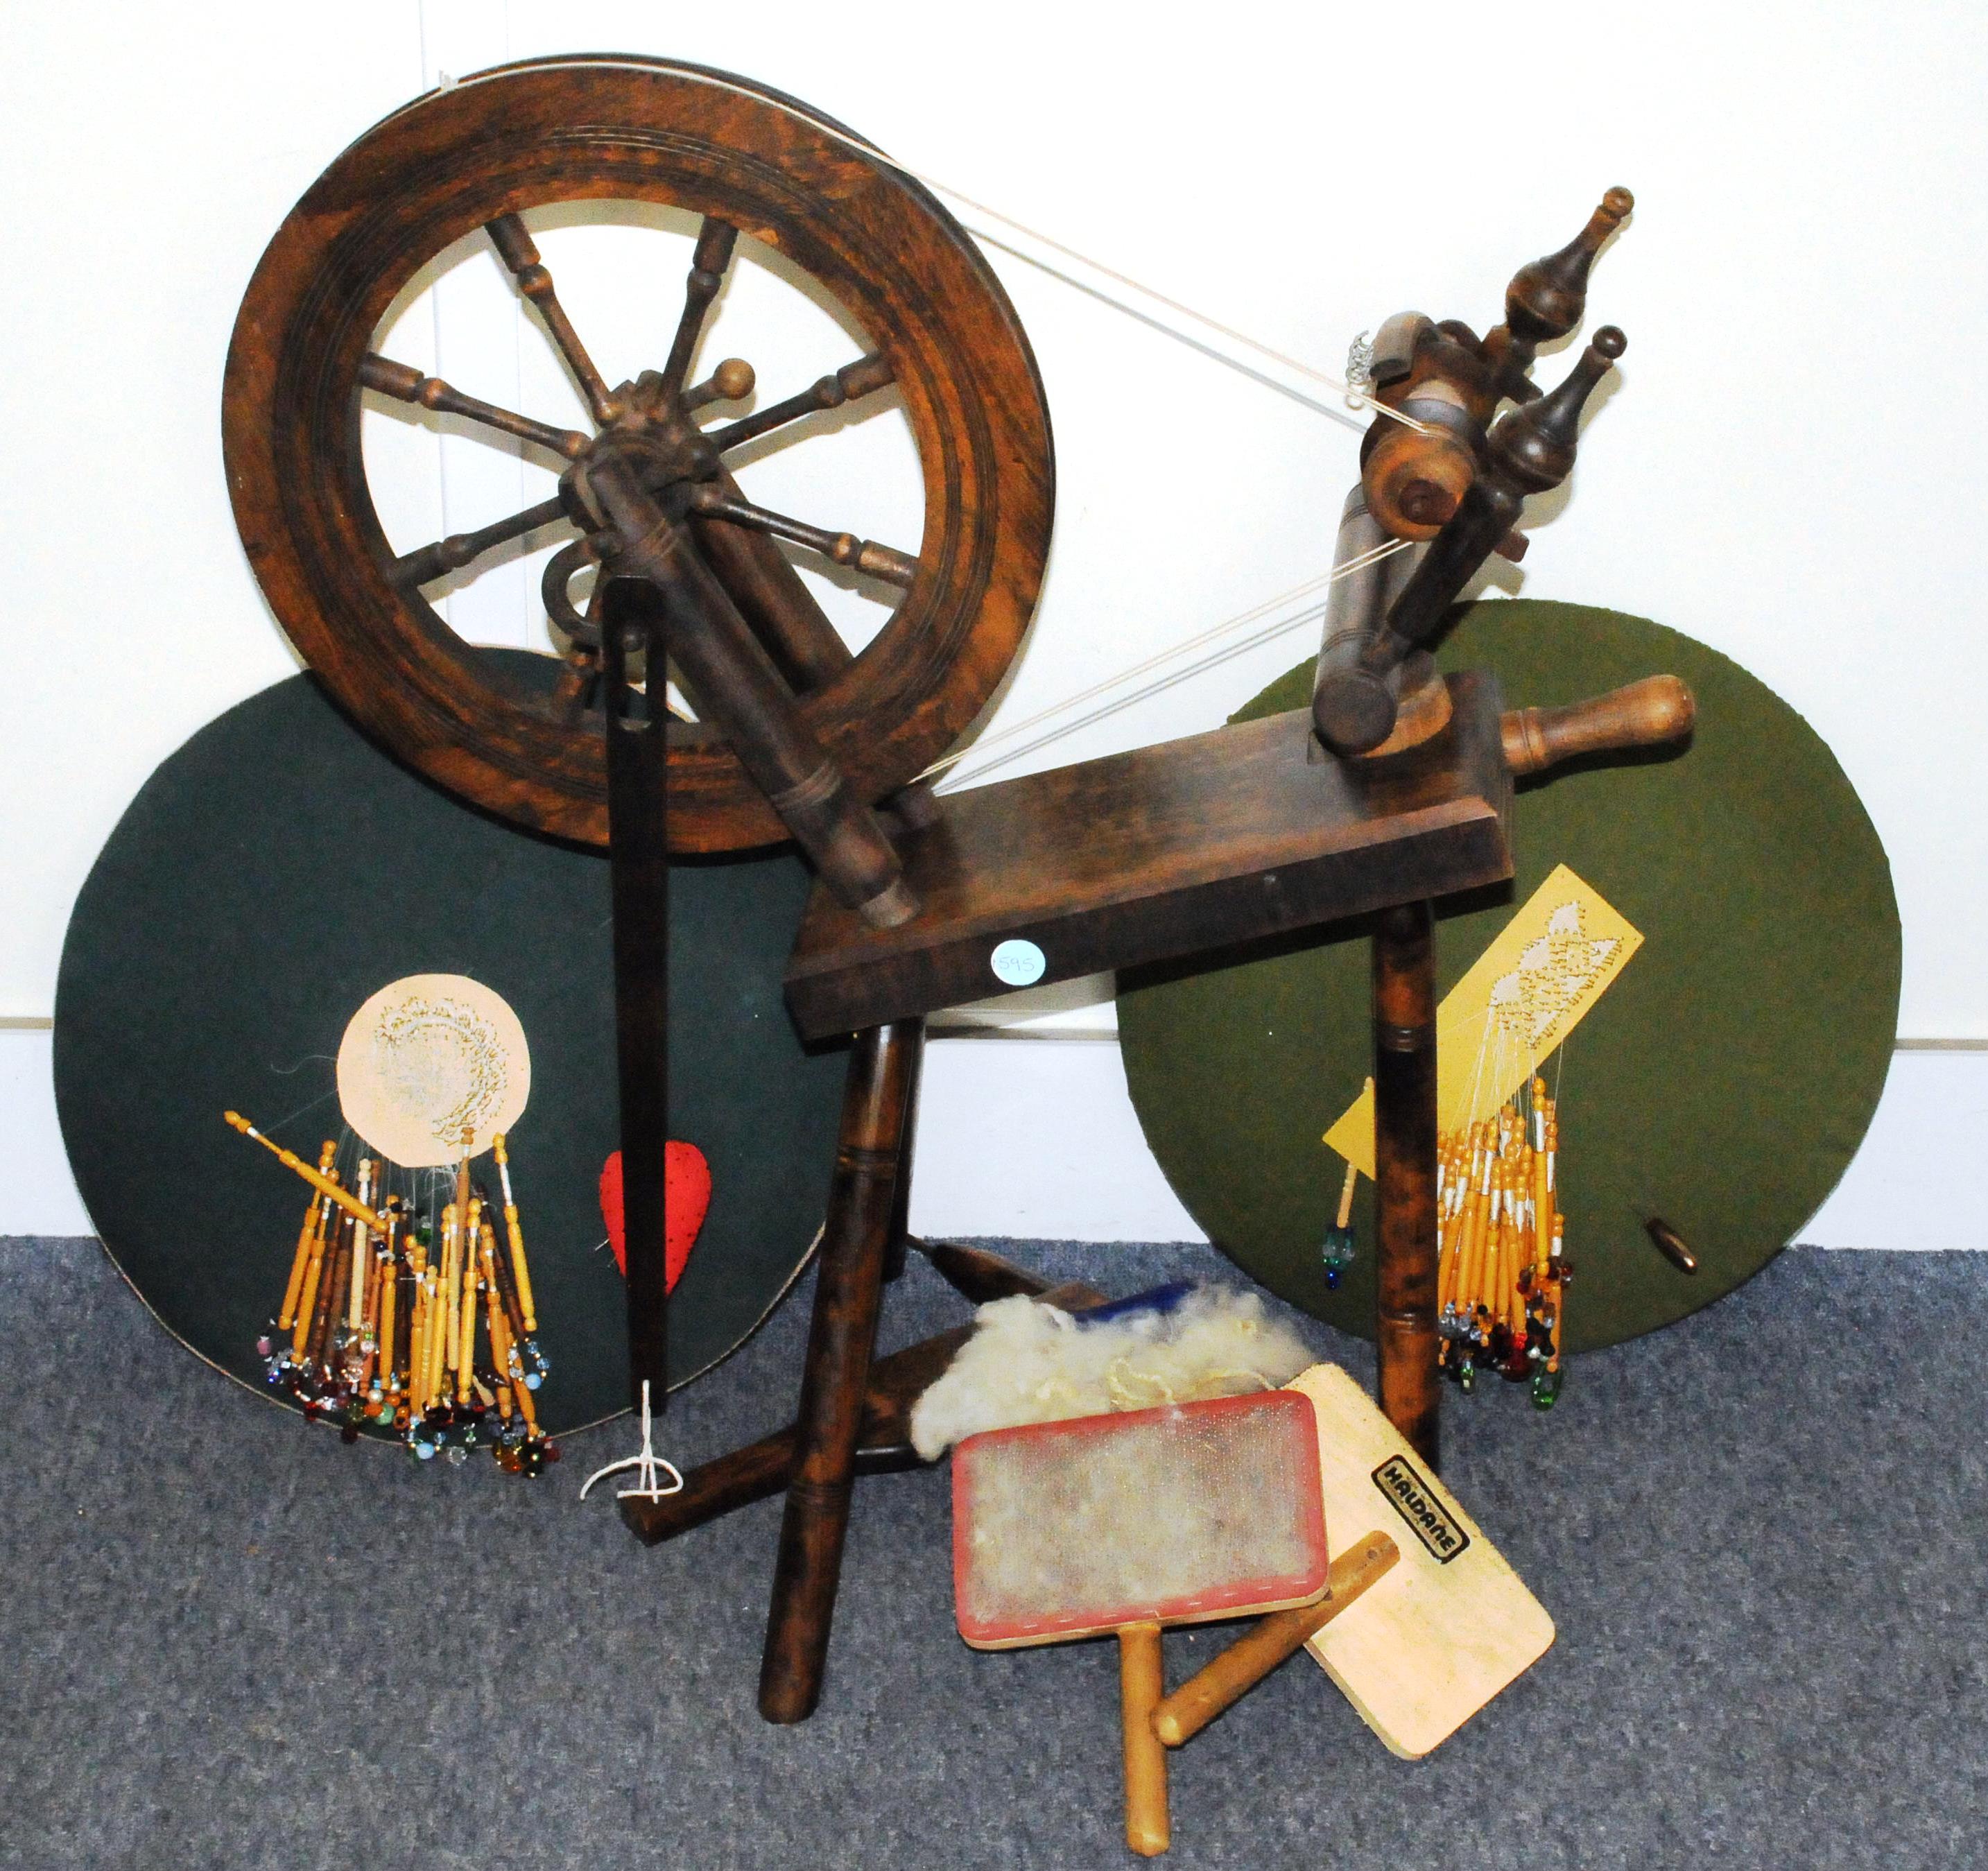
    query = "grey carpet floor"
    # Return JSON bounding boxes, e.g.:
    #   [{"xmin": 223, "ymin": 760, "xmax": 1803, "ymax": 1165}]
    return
[{"xmin": 3, "ymin": 1236, "xmax": 1984, "ymax": 1870}]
